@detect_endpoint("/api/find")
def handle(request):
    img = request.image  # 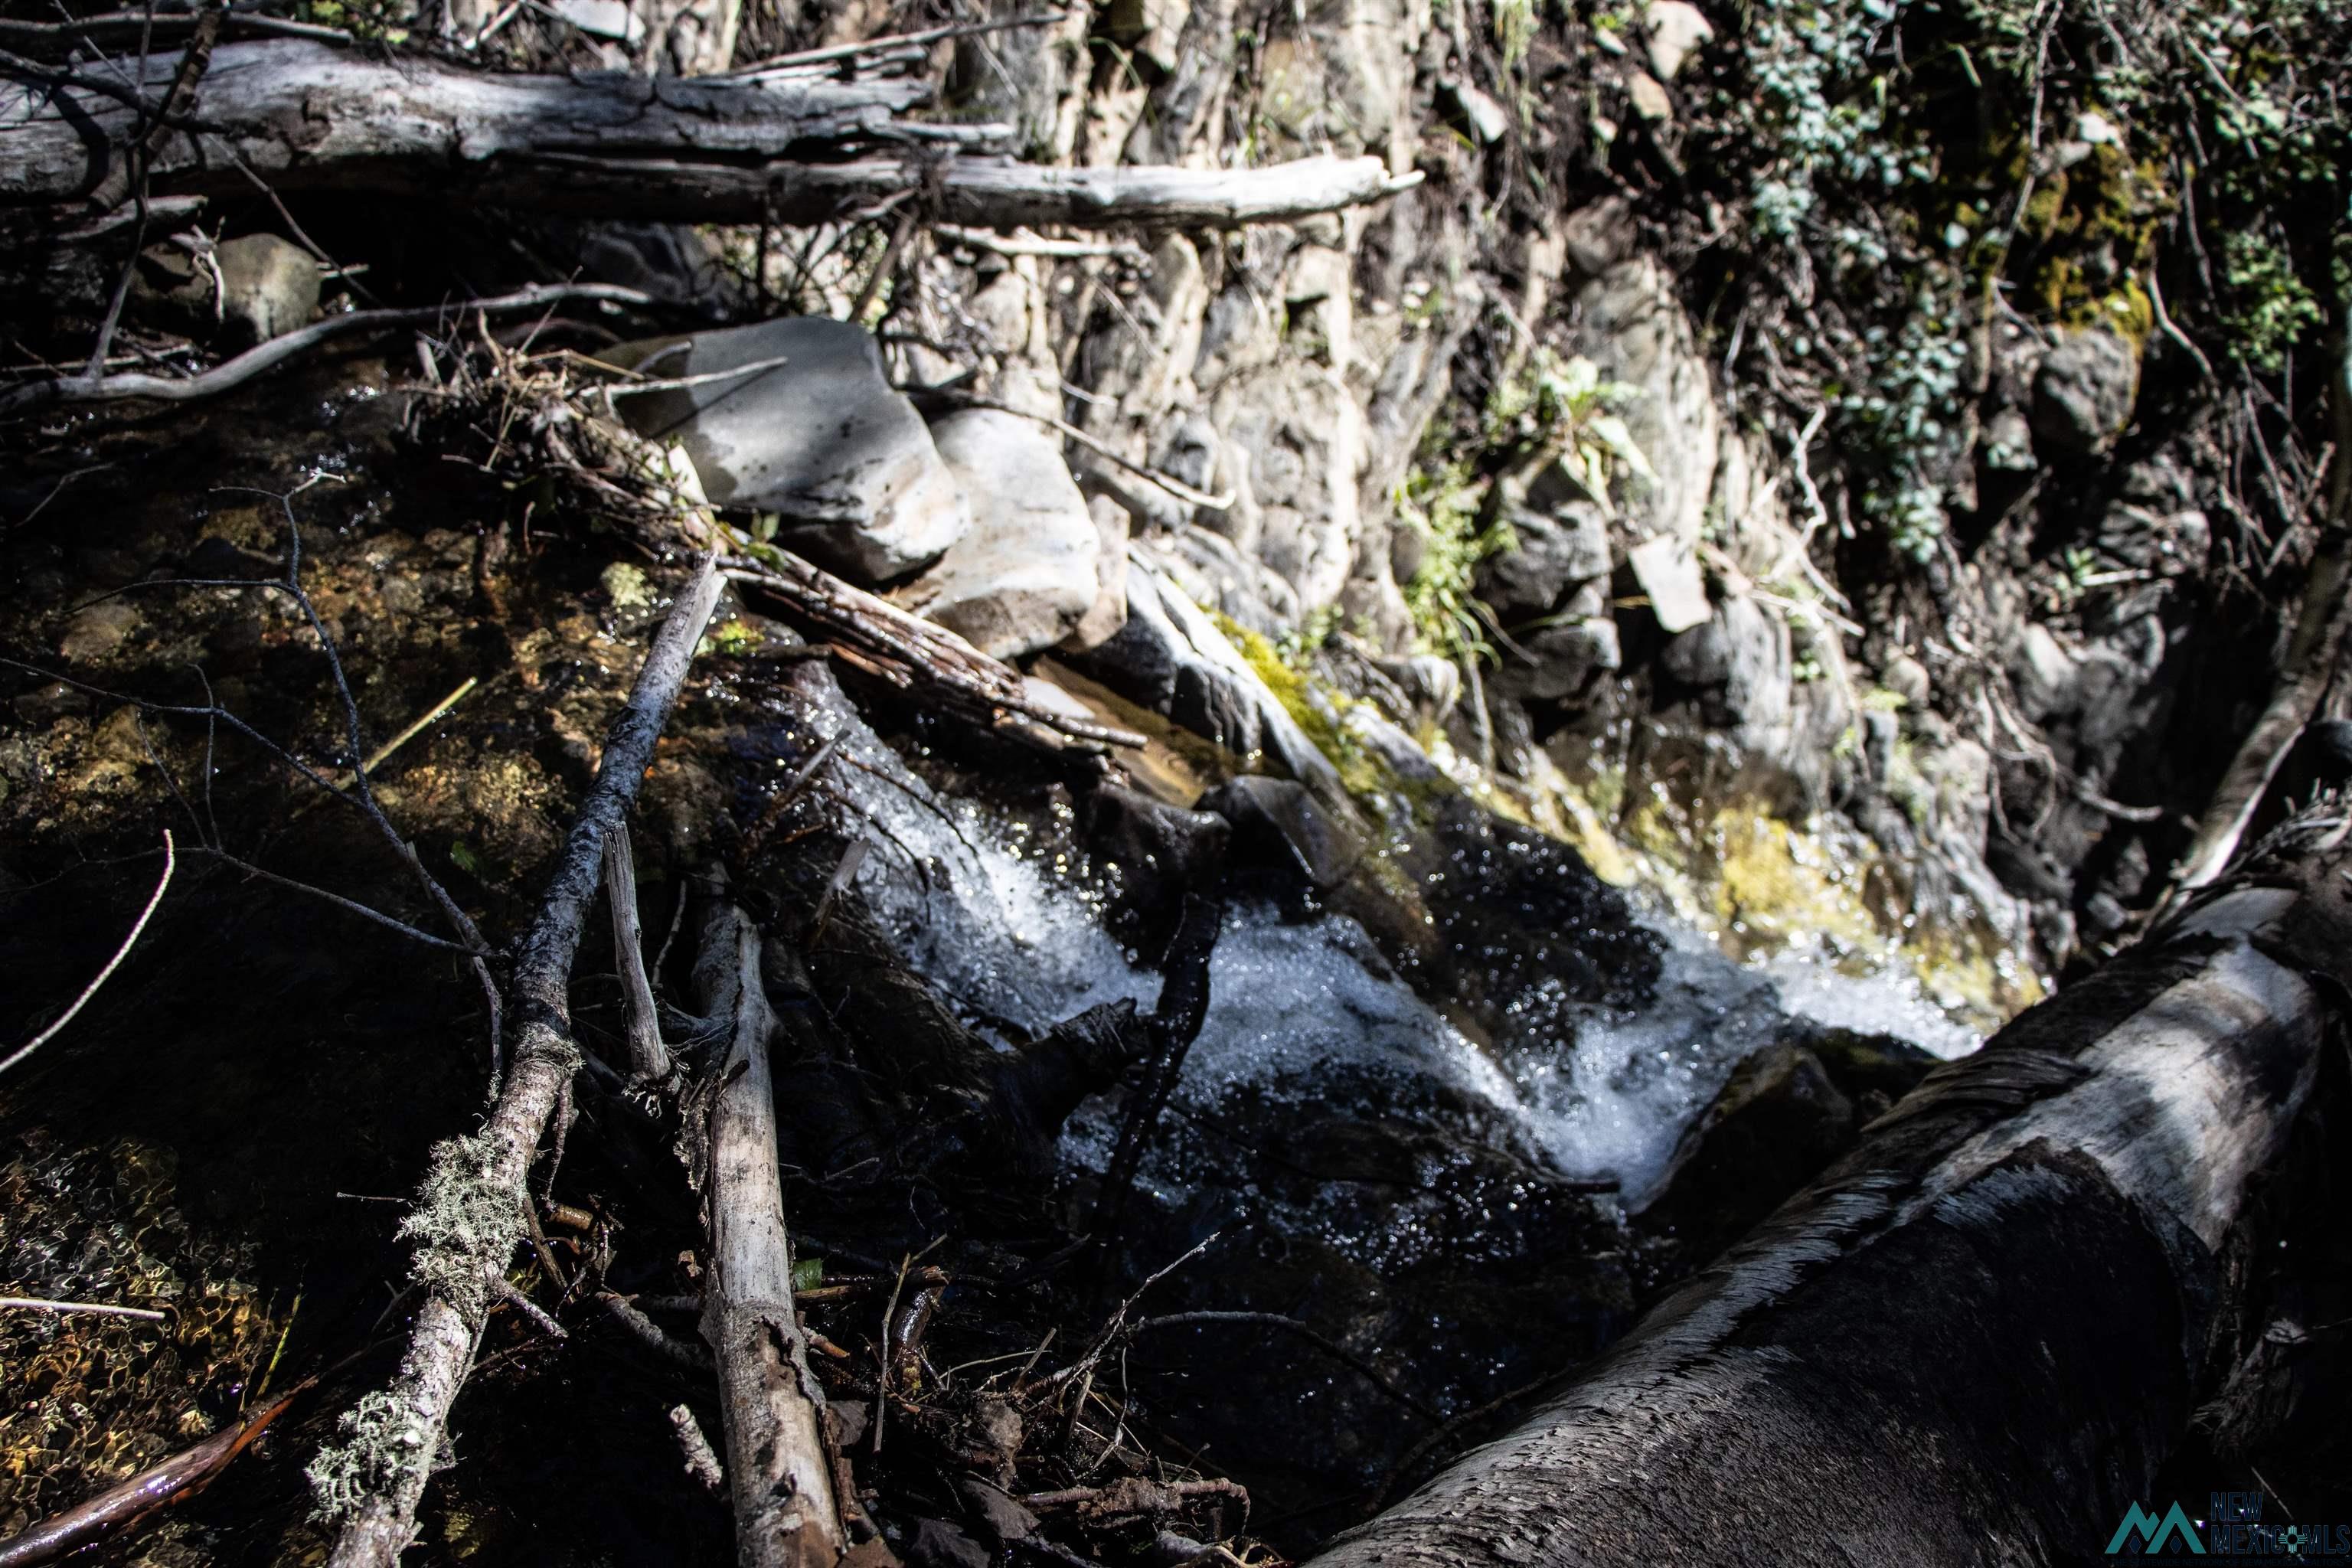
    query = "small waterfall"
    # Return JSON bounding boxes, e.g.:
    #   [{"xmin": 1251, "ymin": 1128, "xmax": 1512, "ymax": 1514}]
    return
[{"xmin": 830, "ymin": 738, "xmax": 1981, "ymax": 1214}]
